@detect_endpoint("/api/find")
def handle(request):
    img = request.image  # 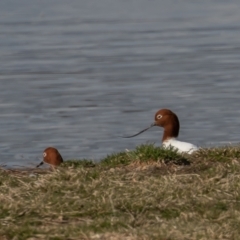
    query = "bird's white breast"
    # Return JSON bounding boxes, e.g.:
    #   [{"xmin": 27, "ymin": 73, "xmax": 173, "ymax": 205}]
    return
[{"xmin": 163, "ymin": 138, "xmax": 198, "ymax": 154}]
